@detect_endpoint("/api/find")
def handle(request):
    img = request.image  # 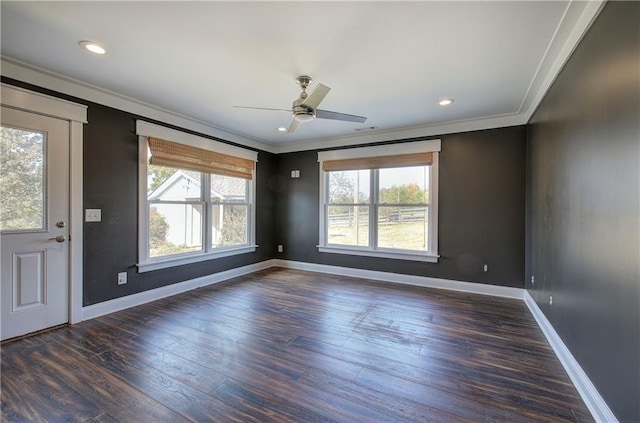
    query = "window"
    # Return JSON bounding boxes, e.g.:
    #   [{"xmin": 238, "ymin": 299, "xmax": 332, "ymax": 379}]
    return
[
  {"xmin": 137, "ymin": 121, "xmax": 258, "ymax": 272},
  {"xmin": 0, "ymin": 126, "xmax": 45, "ymax": 232},
  {"xmin": 318, "ymin": 140, "xmax": 440, "ymax": 262}
]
